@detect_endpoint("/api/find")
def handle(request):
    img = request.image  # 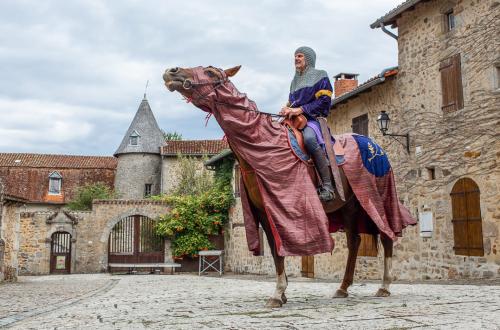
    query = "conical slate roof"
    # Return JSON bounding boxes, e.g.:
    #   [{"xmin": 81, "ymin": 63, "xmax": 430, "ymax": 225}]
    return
[{"xmin": 114, "ymin": 96, "xmax": 165, "ymax": 156}]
